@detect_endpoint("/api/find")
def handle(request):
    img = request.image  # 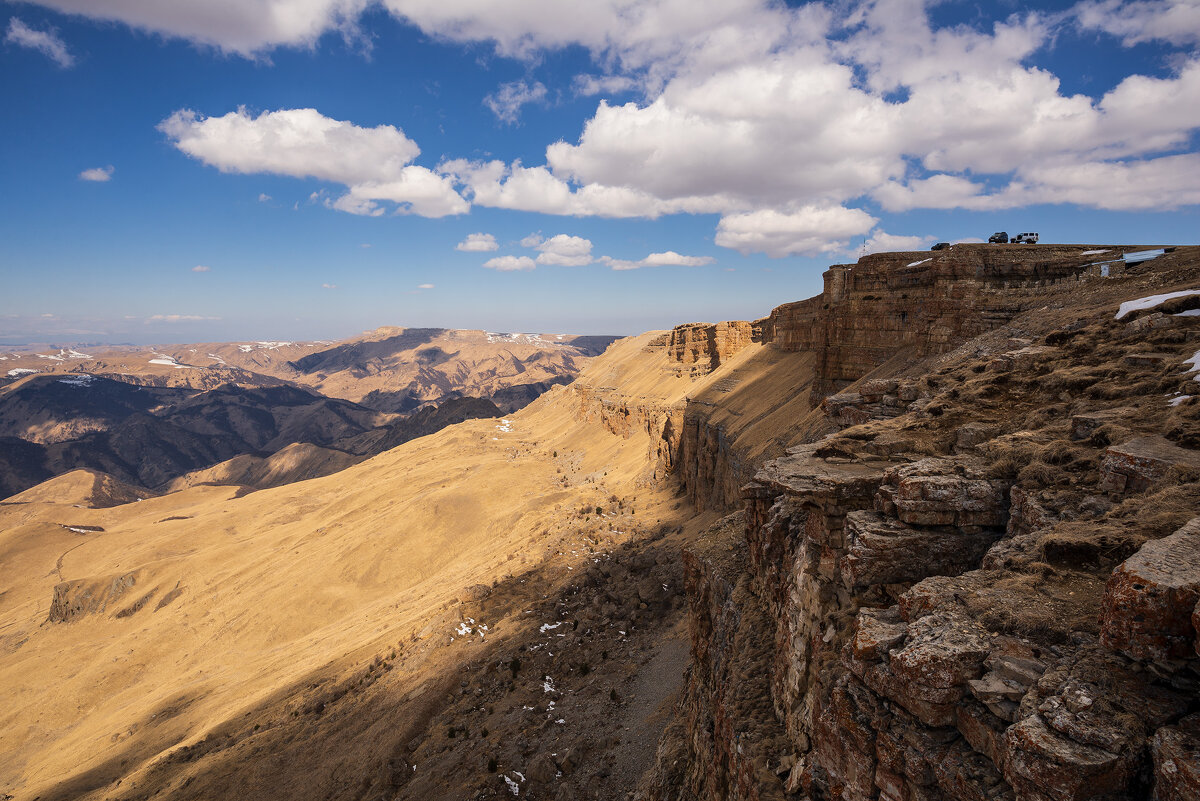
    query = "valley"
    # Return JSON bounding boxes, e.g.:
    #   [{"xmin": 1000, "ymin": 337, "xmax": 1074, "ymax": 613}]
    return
[{"xmin": 2, "ymin": 244, "xmax": 1199, "ymax": 801}]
